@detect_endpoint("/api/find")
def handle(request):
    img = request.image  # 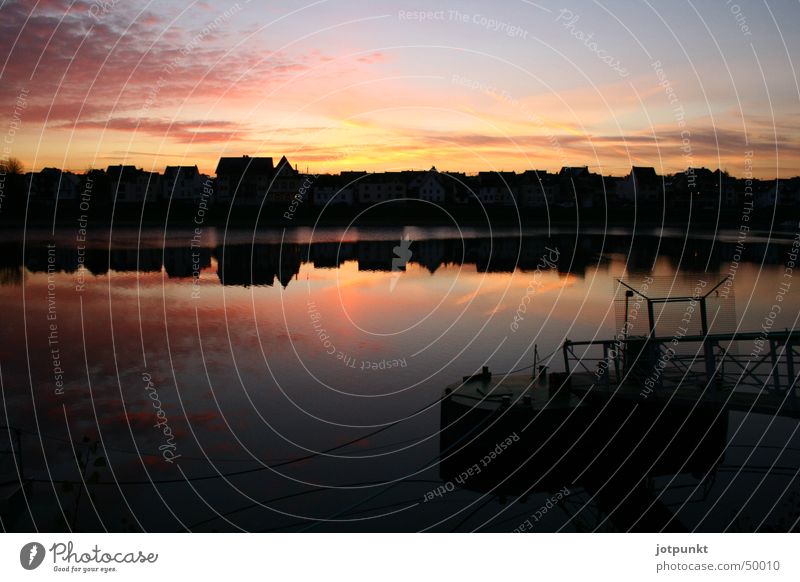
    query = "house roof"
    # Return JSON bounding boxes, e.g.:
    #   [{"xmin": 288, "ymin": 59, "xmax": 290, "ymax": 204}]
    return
[
  {"xmin": 630, "ymin": 166, "xmax": 660, "ymax": 188},
  {"xmin": 106, "ymin": 165, "xmax": 148, "ymax": 181},
  {"xmin": 559, "ymin": 166, "xmax": 589, "ymax": 177},
  {"xmin": 164, "ymin": 165, "xmax": 199, "ymax": 179},
  {"xmin": 315, "ymin": 174, "xmax": 353, "ymax": 188},
  {"xmin": 215, "ymin": 156, "xmax": 274, "ymax": 177},
  {"xmin": 362, "ymin": 171, "xmax": 409, "ymax": 184},
  {"xmin": 518, "ymin": 170, "xmax": 554, "ymax": 183},
  {"xmin": 274, "ymin": 155, "xmax": 299, "ymax": 176},
  {"xmin": 478, "ymin": 171, "xmax": 516, "ymax": 187}
]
